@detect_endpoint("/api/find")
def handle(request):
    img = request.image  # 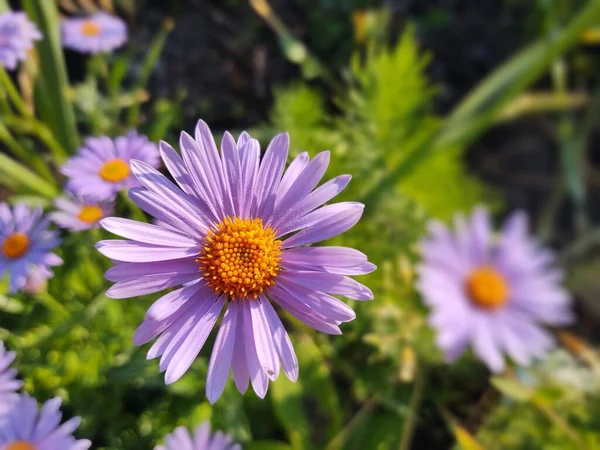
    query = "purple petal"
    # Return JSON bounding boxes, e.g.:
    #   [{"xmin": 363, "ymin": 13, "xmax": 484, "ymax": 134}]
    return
[
  {"xmin": 96, "ymin": 240, "xmax": 199, "ymax": 262},
  {"xmin": 253, "ymin": 133, "xmax": 289, "ymax": 220},
  {"xmin": 282, "ymin": 202, "xmax": 364, "ymax": 248},
  {"xmin": 146, "ymin": 282, "xmax": 204, "ymax": 321},
  {"xmin": 275, "ymin": 152, "xmax": 309, "ymax": 203},
  {"xmin": 159, "ymin": 141, "xmax": 198, "ymax": 198},
  {"xmin": 249, "ymin": 297, "xmax": 280, "ymax": 380},
  {"xmin": 134, "ymin": 297, "xmax": 197, "ymax": 345},
  {"xmin": 130, "ymin": 159, "xmax": 211, "ymax": 233},
  {"xmin": 163, "ymin": 297, "xmax": 225, "ymax": 384},
  {"xmin": 179, "ymin": 131, "xmax": 225, "ymax": 220},
  {"xmin": 230, "ymin": 301, "xmax": 250, "ymax": 393},
  {"xmin": 195, "ymin": 120, "xmax": 231, "ymax": 210},
  {"xmin": 277, "ymin": 278, "xmax": 356, "ymax": 322},
  {"xmin": 100, "ymin": 217, "xmax": 197, "ymax": 247},
  {"xmin": 279, "ymin": 270, "xmax": 373, "ymax": 300},
  {"xmin": 469, "ymin": 206, "xmax": 491, "ymax": 265},
  {"xmin": 106, "ymin": 272, "xmax": 197, "ymax": 298},
  {"xmin": 206, "ymin": 302, "xmax": 238, "ymax": 404},
  {"xmin": 272, "ymin": 151, "xmax": 329, "ymax": 220},
  {"xmin": 261, "ymin": 298, "xmax": 299, "ymax": 382},
  {"xmin": 242, "ymin": 300, "xmax": 269, "ymax": 398},
  {"xmin": 129, "ymin": 188, "xmax": 206, "ymax": 240},
  {"xmin": 238, "ymin": 137, "xmax": 260, "ymax": 218},
  {"xmin": 282, "ymin": 246, "xmax": 367, "ymax": 268},
  {"xmin": 220, "ymin": 131, "xmax": 242, "ymax": 217},
  {"xmin": 104, "ymin": 258, "xmax": 198, "ymax": 282},
  {"xmin": 271, "ymin": 175, "xmax": 351, "ymax": 233},
  {"xmin": 471, "ymin": 315, "xmax": 505, "ymax": 373},
  {"xmin": 269, "ymin": 285, "xmax": 342, "ymax": 335}
]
